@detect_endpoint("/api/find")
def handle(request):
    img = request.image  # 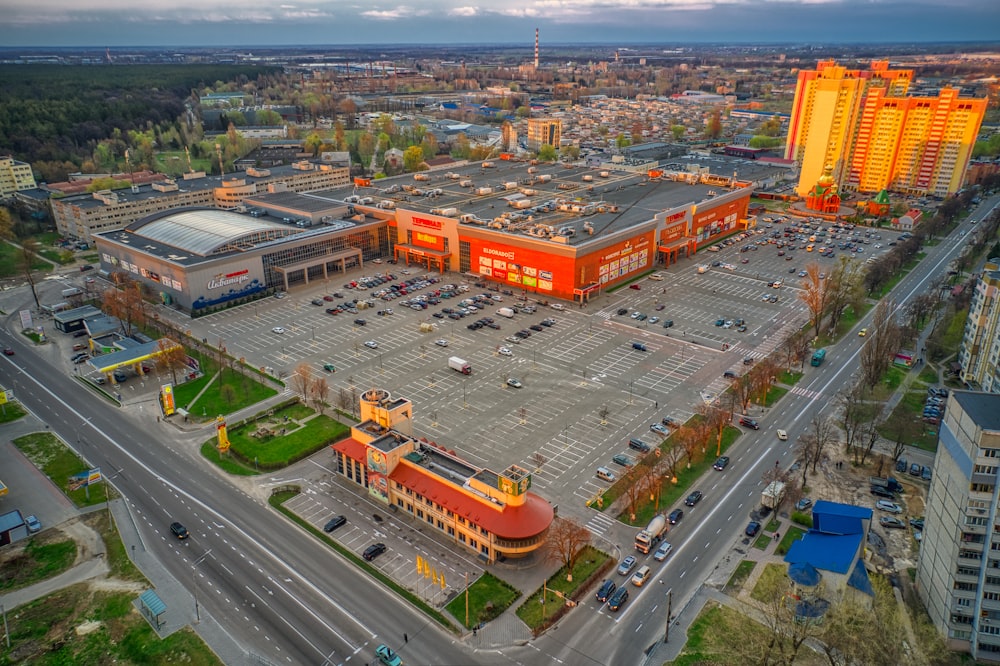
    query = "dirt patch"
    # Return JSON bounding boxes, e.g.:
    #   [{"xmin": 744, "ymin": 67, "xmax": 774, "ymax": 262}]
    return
[
  {"xmin": 75, "ymin": 619, "xmax": 103, "ymax": 636},
  {"xmin": 89, "ymin": 578, "xmax": 146, "ymax": 593}
]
